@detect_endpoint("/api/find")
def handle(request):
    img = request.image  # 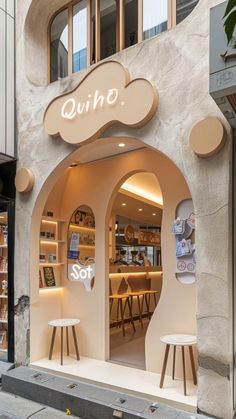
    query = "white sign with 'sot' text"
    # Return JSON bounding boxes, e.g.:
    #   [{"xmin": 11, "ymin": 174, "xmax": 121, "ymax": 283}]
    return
[{"xmin": 68, "ymin": 259, "xmax": 95, "ymax": 292}]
